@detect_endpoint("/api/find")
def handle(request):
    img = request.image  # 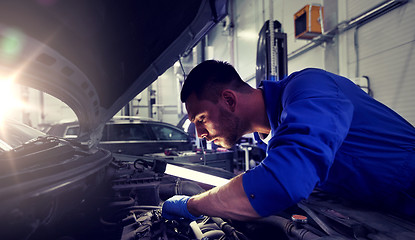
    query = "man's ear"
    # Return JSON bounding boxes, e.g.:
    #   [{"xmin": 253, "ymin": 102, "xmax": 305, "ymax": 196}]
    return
[{"xmin": 221, "ymin": 90, "xmax": 236, "ymax": 112}]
